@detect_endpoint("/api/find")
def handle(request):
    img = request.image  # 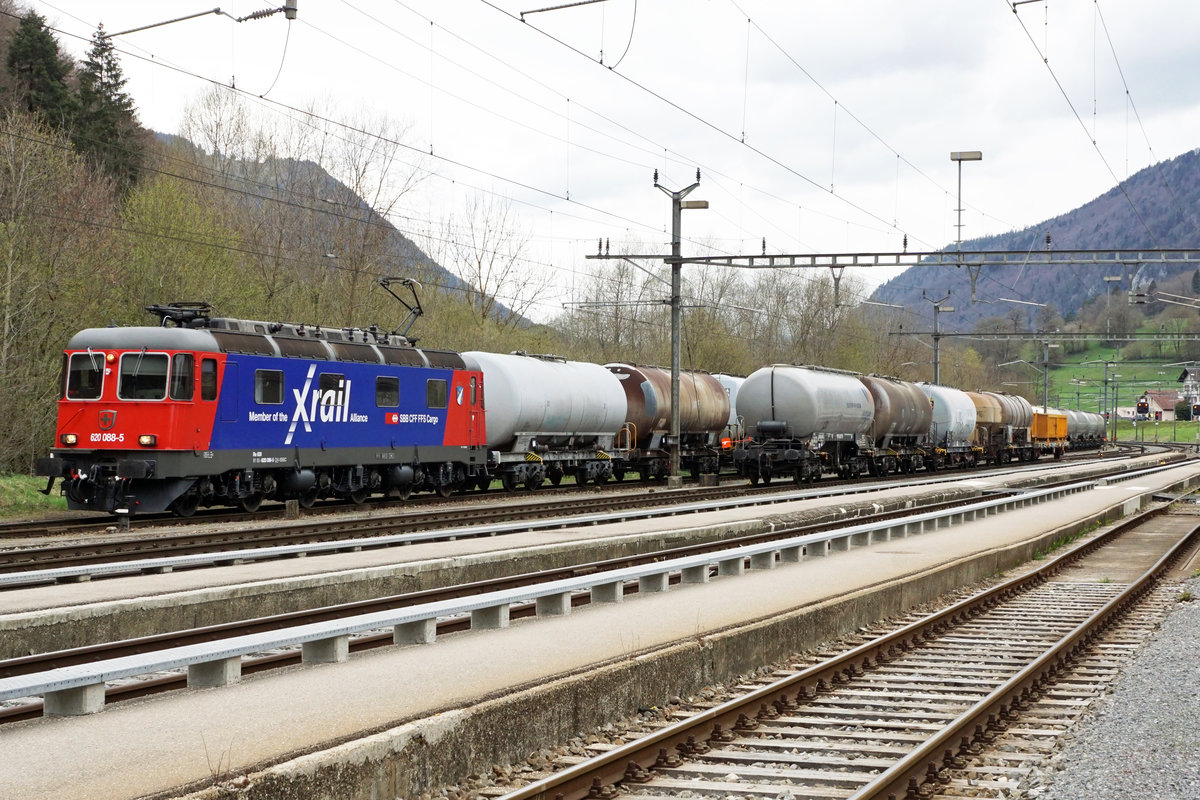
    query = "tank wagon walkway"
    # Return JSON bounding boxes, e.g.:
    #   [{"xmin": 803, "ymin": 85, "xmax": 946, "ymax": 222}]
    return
[{"xmin": 2, "ymin": 457, "xmax": 1196, "ymax": 800}]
